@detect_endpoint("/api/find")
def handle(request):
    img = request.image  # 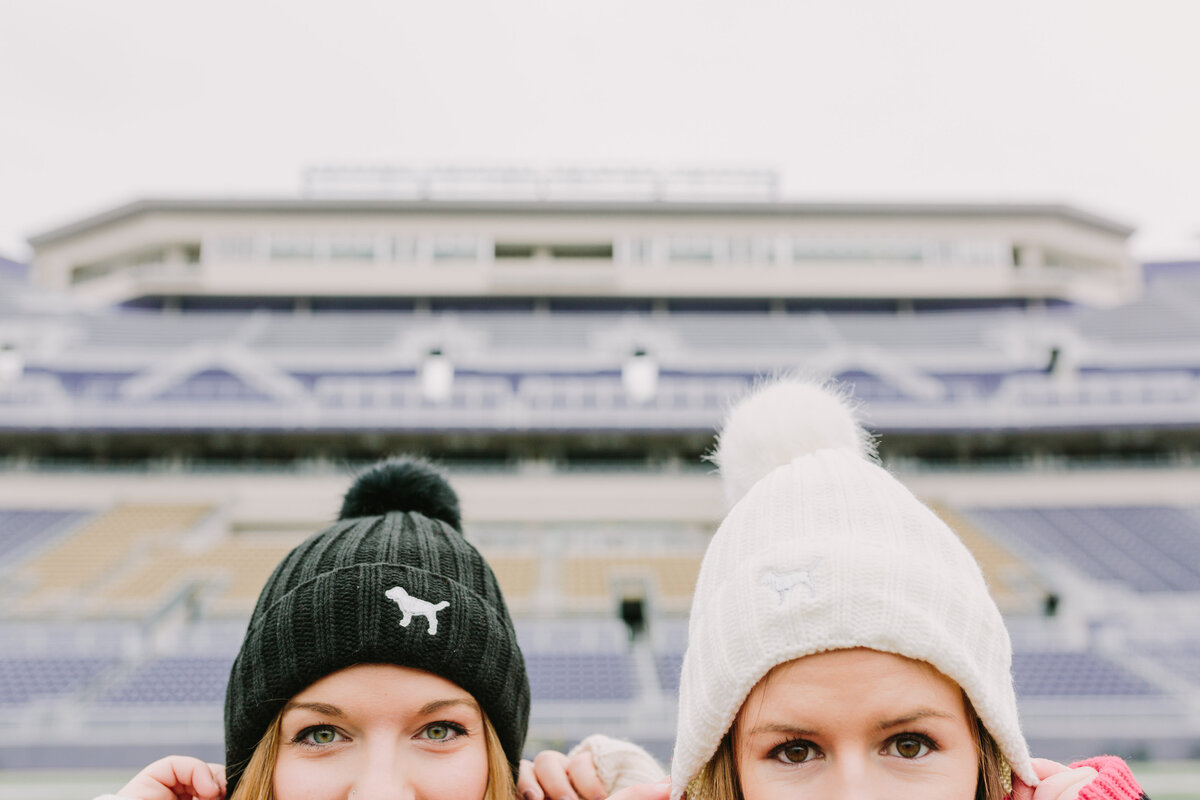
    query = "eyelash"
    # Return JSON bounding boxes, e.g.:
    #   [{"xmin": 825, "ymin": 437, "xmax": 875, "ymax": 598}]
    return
[
  {"xmin": 292, "ymin": 724, "xmax": 345, "ymax": 749},
  {"xmin": 883, "ymin": 733, "xmax": 939, "ymax": 759},
  {"xmin": 767, "ymin": 733, "xmax": 940, "ymax": 765},
  {"xmin": 290, "ymin": 721, "xmax": 470, "ymax": 749},
  {"xmin": 420, "ymin": 721, "xmax": 469, "ymax": 742}
]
